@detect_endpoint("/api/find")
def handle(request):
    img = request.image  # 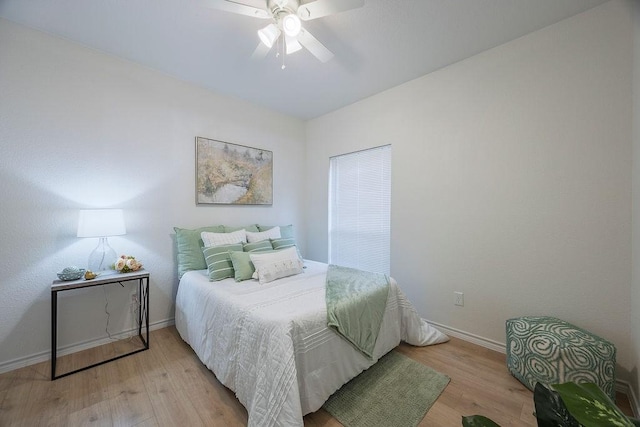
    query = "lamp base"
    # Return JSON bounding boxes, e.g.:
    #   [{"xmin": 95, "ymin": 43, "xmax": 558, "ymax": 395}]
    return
[{"xmin": 88, "ymin": 237, "xmax": 117, "ymax": 274}]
